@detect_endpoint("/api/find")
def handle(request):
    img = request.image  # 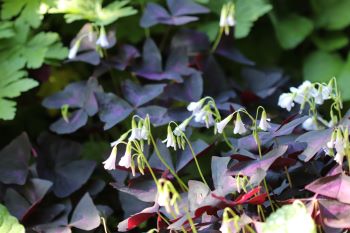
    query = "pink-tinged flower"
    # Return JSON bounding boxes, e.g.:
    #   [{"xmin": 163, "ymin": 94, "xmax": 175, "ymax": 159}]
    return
[
  {"xmin": 102, "ymin": 146, "xmax": 117, "ymax": 170},
  {"xmin": 278, "ymin": 93, "xmax": 295, "ymax": 111},
  {"xmin": 233, "ymin": 113, "xmax": 247, "ymax": 135}
]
